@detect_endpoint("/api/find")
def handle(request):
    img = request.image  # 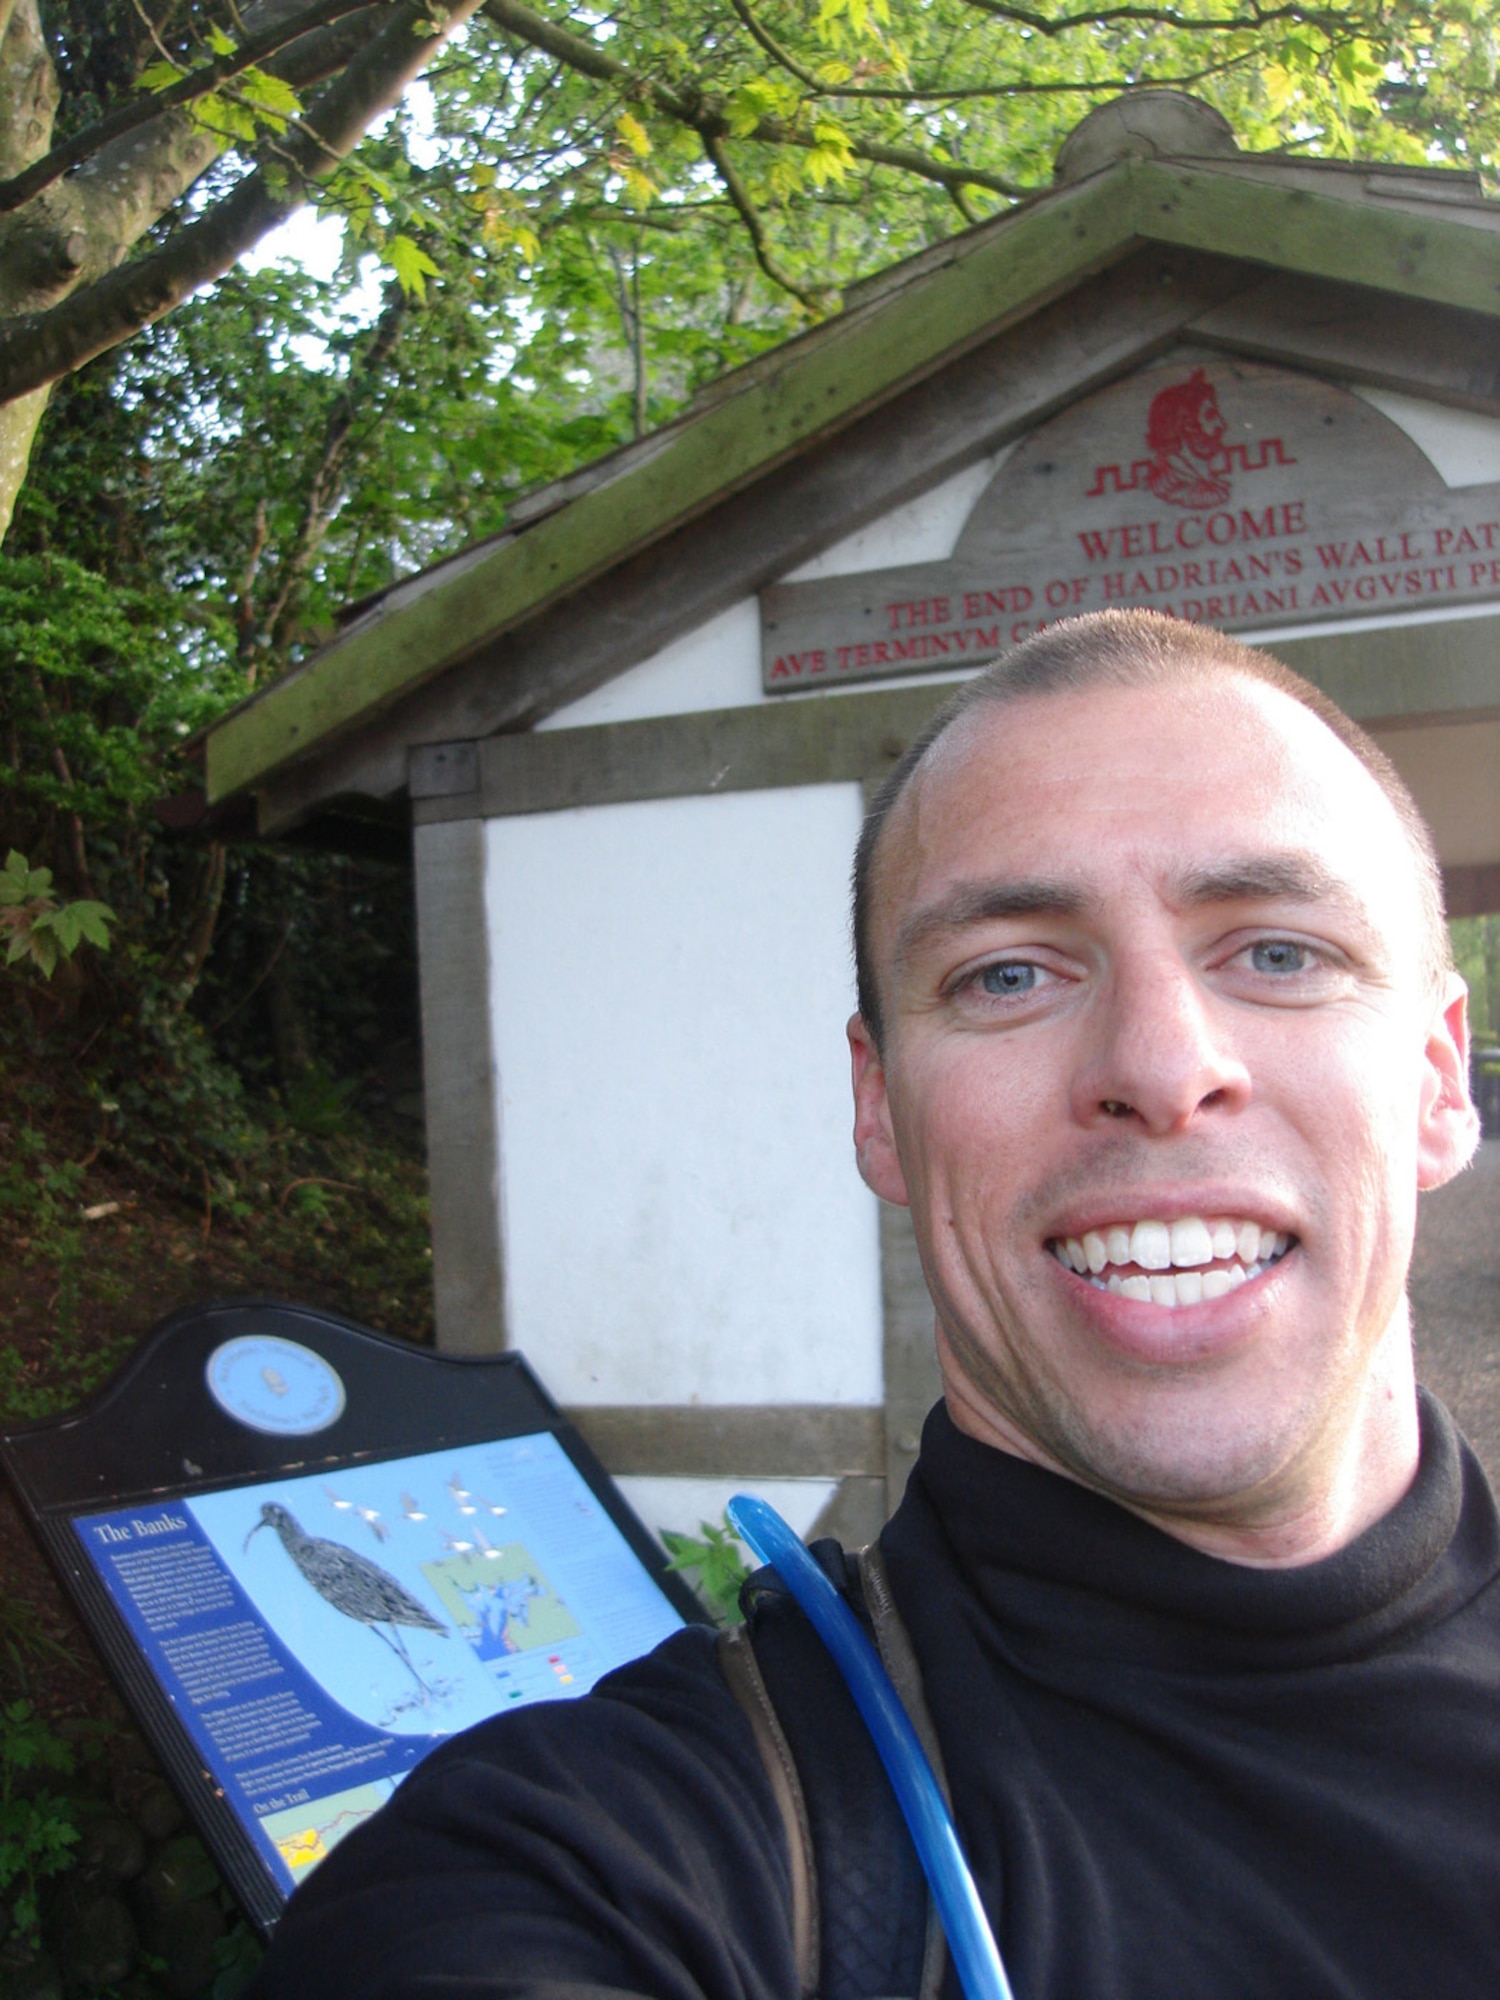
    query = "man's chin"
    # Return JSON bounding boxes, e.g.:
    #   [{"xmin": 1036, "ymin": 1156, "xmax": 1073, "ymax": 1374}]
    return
[{"xmin": 938, "ymin": 1334, "xmax": 1346, "ymax": 1541}]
